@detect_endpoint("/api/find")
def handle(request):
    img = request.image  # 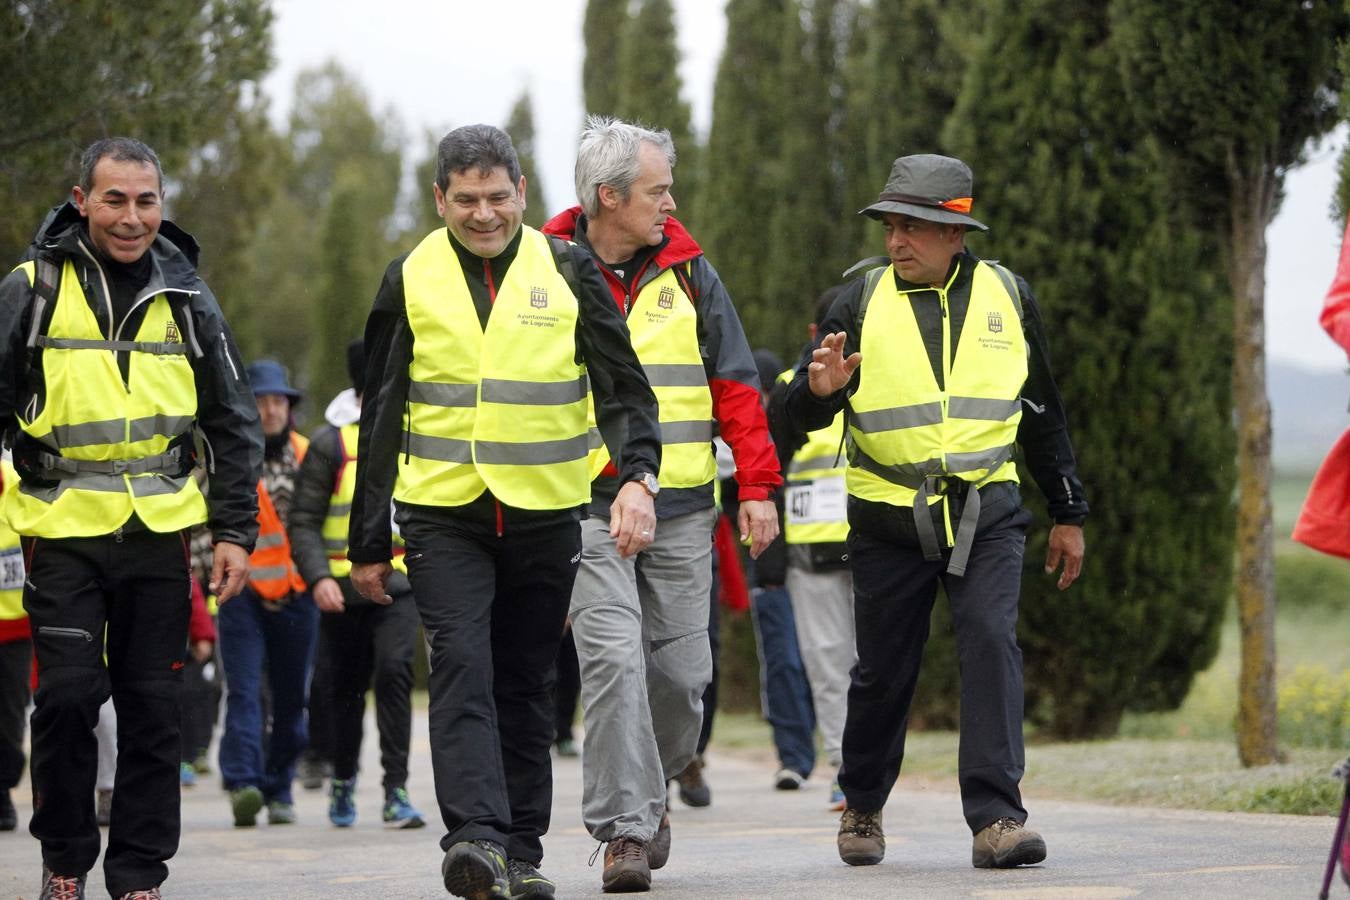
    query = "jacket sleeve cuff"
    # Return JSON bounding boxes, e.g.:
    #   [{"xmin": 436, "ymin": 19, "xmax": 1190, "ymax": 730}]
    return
[
  {"xmin": 346, "ymin": 547, "xmax": 392, "ymax": 565},
  {"xmin": 735, "ymin": 486, "xmax": 774, "ymax": 502}
]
